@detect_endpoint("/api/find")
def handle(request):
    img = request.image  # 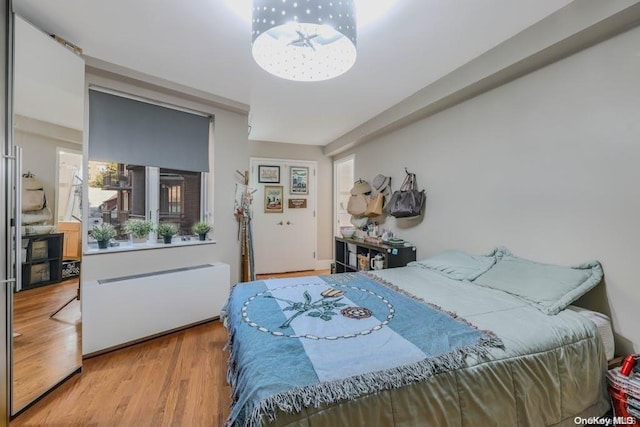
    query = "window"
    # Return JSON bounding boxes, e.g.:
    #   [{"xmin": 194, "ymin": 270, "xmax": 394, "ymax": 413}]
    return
[
  {"xmin": 159, "ymin": 169, "xmax": 201, "ymax": 235},
  {"xmin": 87, "ymin": 89, "xmax": 211, "ymax": 247},
  {"xmin": 87, "ymin": 163, "xmax": 204, "ymax": 242},
  {"xmin": 87, "ymin": 162, "xmax": 147, "ymax": 240}
]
